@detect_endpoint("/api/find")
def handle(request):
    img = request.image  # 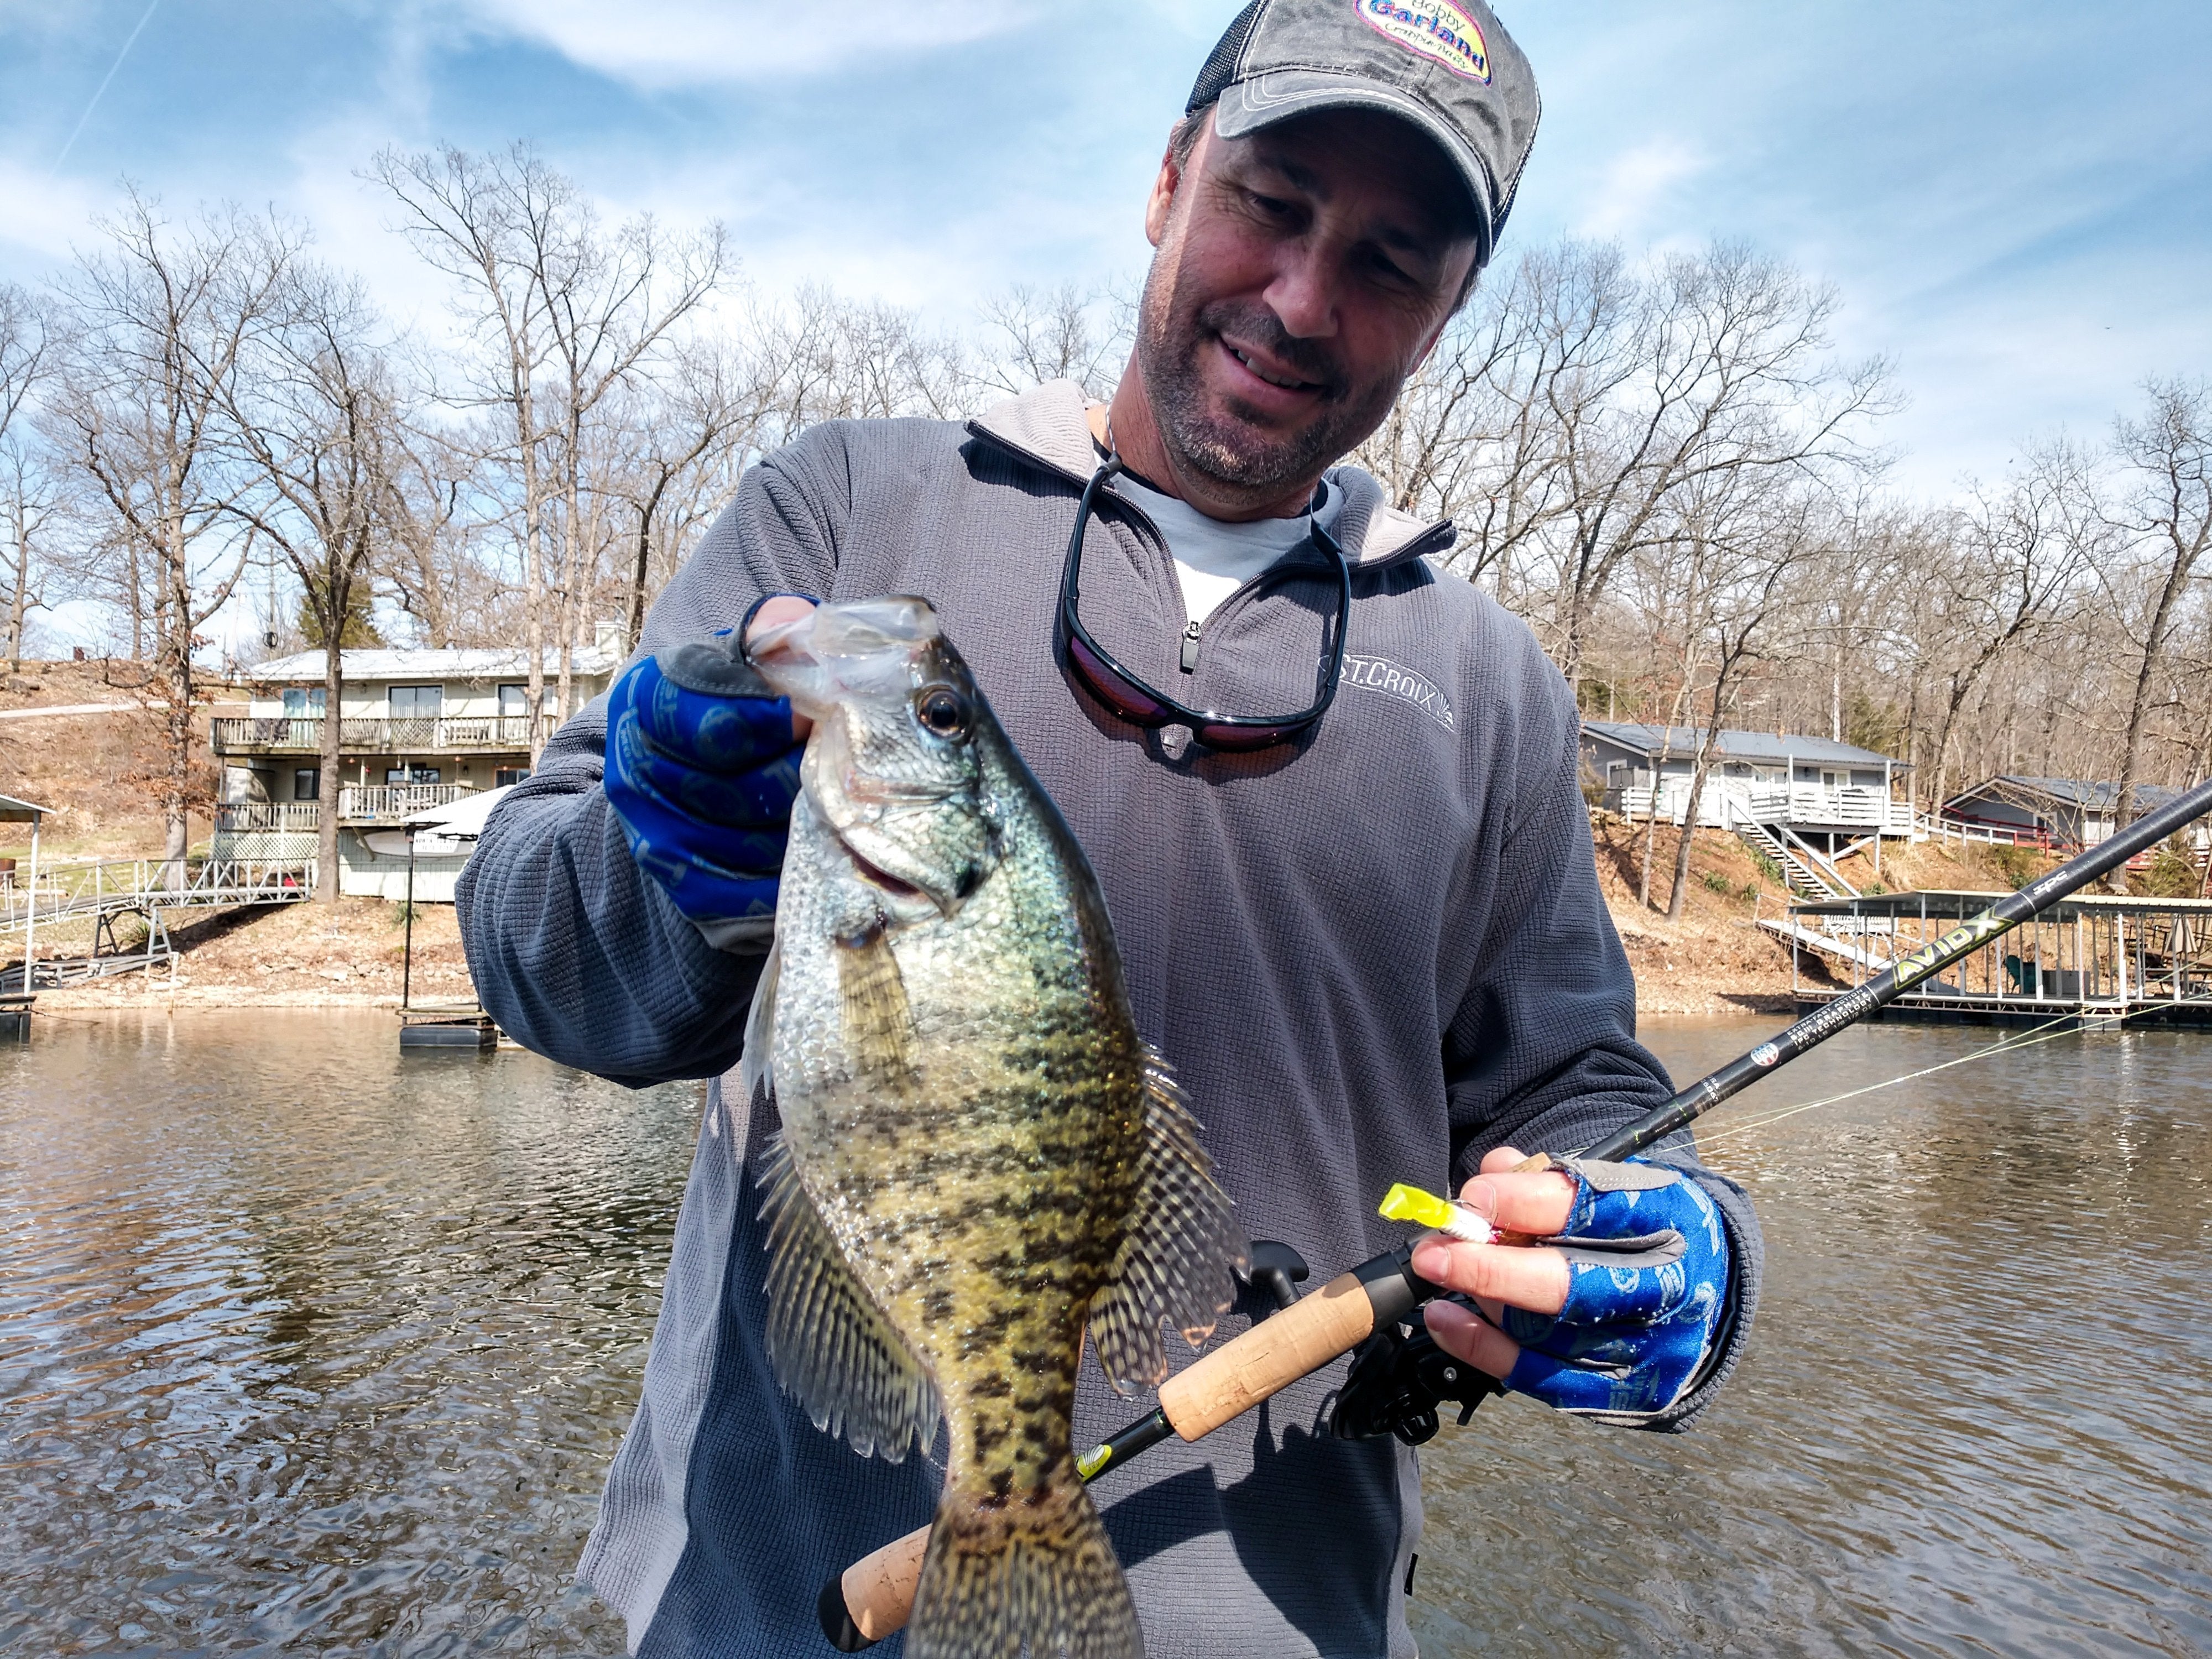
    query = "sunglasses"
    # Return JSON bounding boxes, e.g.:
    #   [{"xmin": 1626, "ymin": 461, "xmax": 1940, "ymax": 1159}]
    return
[{"xmin": 1059, "ymin": 457, "xmax": 1352, "ymax": 753}]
